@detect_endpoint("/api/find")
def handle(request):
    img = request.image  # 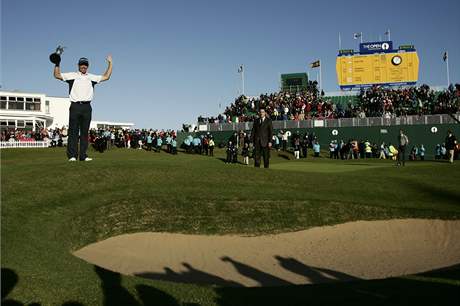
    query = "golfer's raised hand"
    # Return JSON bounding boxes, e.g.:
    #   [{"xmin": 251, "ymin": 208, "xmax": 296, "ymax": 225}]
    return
[{"xmin": 106, "ymin": 54, "xmax": 112, "ymax": 63}]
